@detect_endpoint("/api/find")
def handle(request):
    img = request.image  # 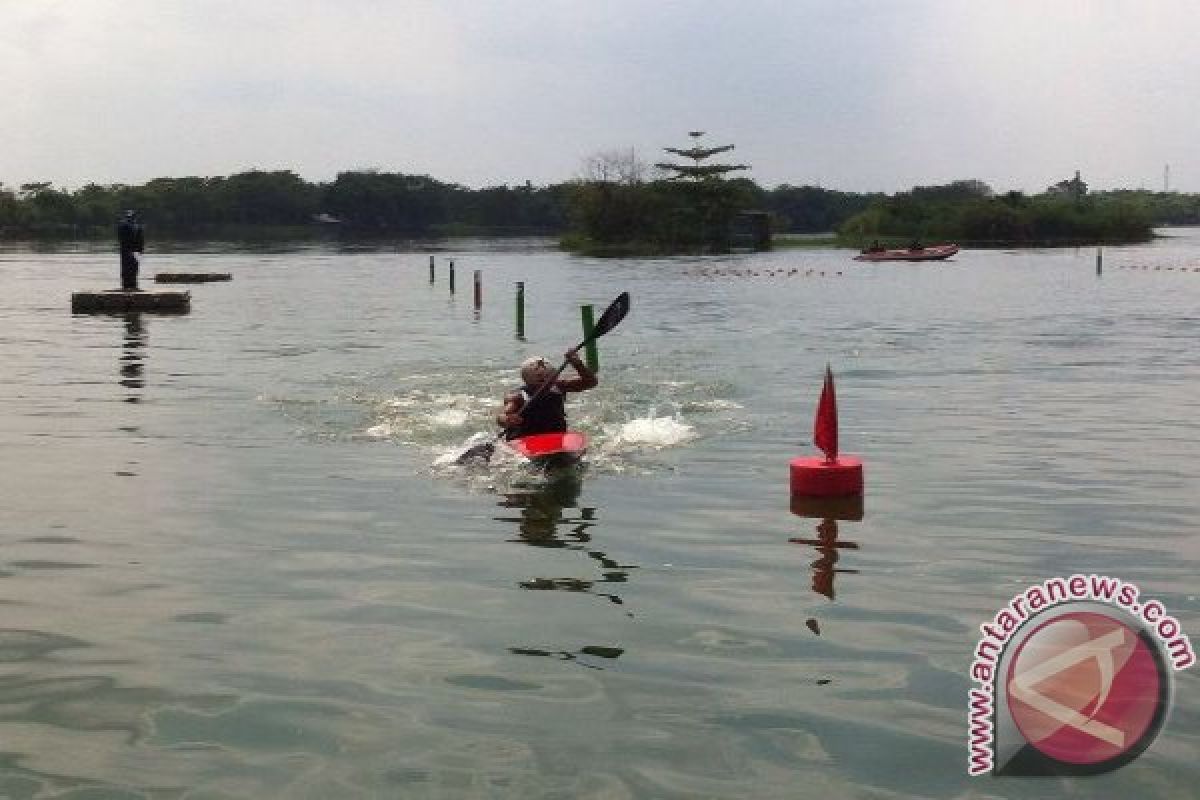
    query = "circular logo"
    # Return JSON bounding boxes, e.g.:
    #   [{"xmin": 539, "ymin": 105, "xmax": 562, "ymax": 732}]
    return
[{"xmin": 1005, "ymin": 611, "xmax": 1168, "ymax": 768}]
